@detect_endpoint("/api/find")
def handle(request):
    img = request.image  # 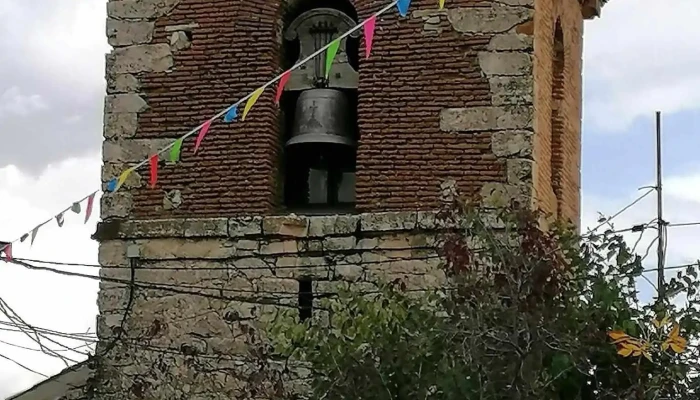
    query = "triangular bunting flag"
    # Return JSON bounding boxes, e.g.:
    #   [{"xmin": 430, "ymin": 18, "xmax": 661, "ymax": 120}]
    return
[
  {"xmin": 397, "ymin": 0, "xmax": 411, "ymax": 16},
  {"xmin": 170, "ymin": 138, "xmax": 183, "ymax": 163},
  {"xmin": 85, "ymin": 193, "xmax": 95, "ymax": 224},
  {"xmin": 20, "ymin": 233, "xmax": 28, "ymax": 243},
  {"xmin": 107, "ymin": 178, "xmax": 117, "ymax": 192},
  {"xmin": 194, "ymin": 120, "xmax": 212, "ymax": 154},
  {"xmin": 243, "ymin": 87, "xmax": 264, "ymax": 121},
  {"xmin": 223, "ymin": 105, "xmax": 238, "ymax": 123},
  {"xmin": 149, "ymin": 154, "xmax": 158, "ymax": 188},
  {"xmin": 71, "ymin": 202, "xmax": 81, "ymax": 214},
  {"xmin": 325, "ymin": 38, "xmax": 341, "ymax": 79},
  {"xmin": 275, "ymin": 70, "xmax": 291, "ymax": 105},
  {"xmin": 2, "ymin": 243, "xmax": 11, "ymax": 261},
  {"xmin": 56, "ymin": 213, "xmax": 65, "ymax": 227},
  {"xmin": 439, "ymin": 0, "xmax": 445, "ymax": 9},
  {"xmin": 364, "ymin": 16, "xmax": 377, "ymax": 60},
  {"xmin": 30, "ymin": 226, "xmax": 39, "ymax": 245},
  {"xmin": 115, "ymin": 169, "xmax": 132, "ymax": 192}
]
